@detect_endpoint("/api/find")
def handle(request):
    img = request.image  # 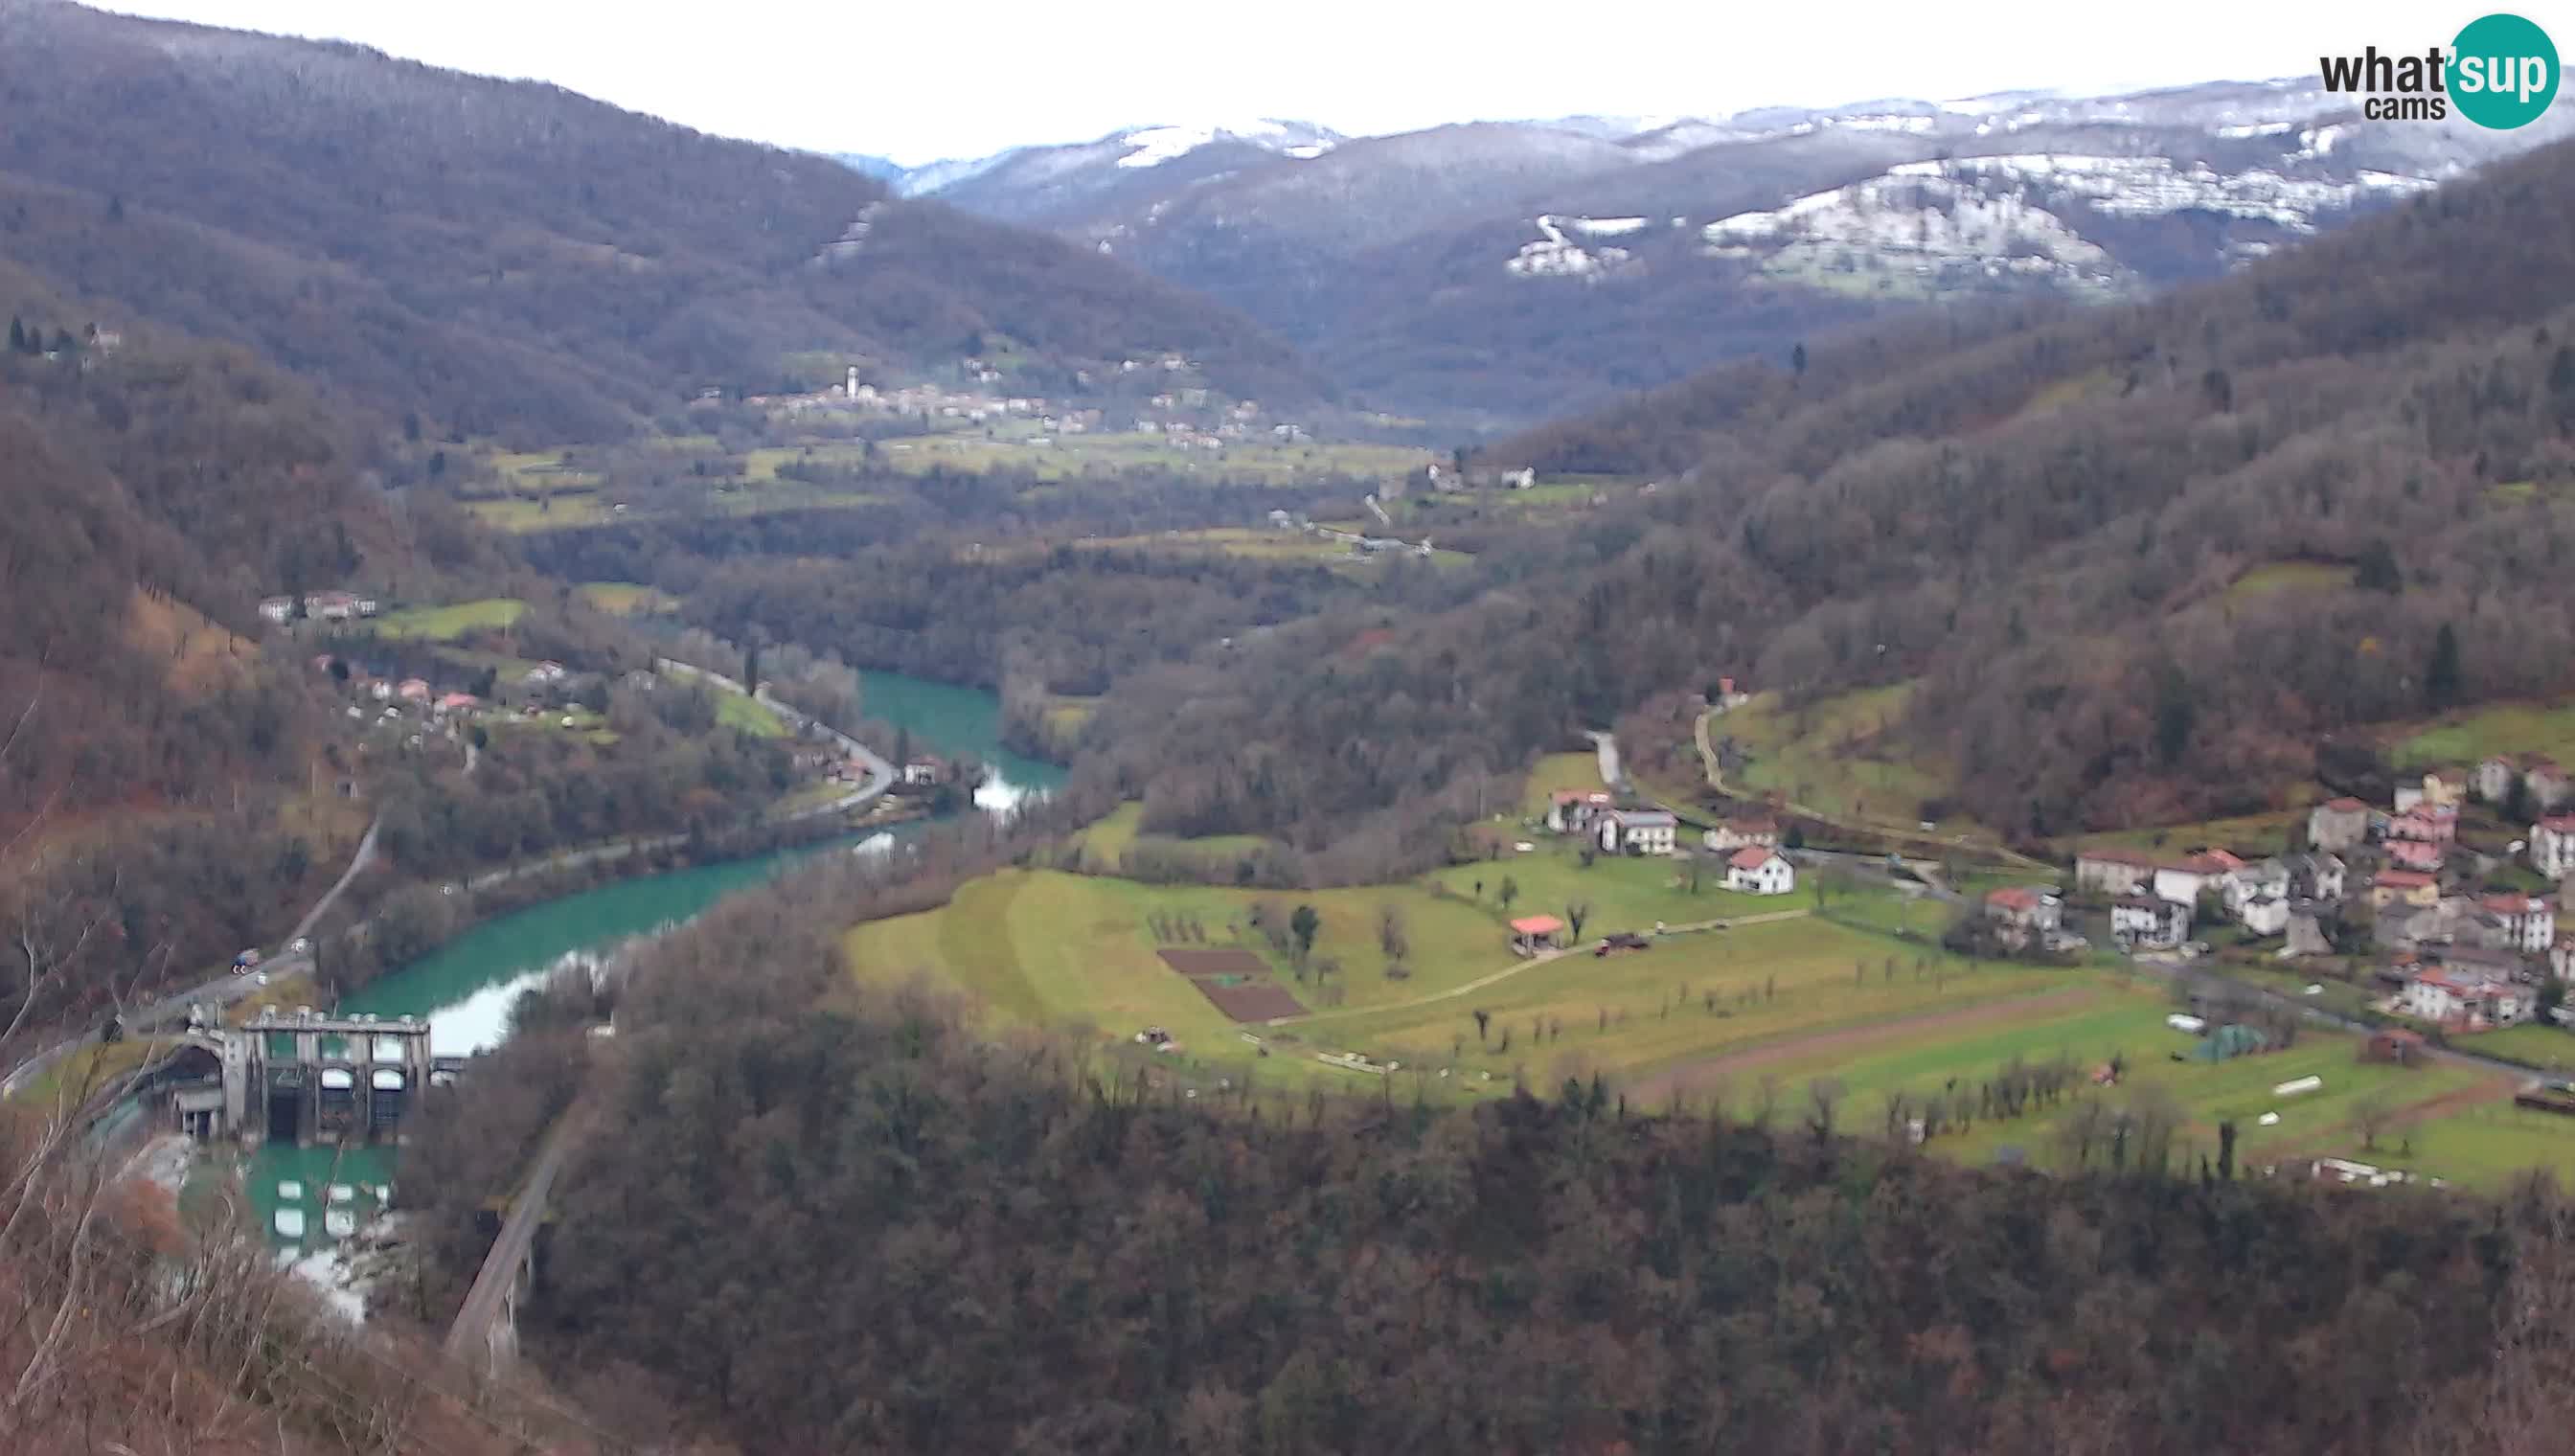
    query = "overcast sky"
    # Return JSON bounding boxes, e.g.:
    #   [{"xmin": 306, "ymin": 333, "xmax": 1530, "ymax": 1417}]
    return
[{"xmin": 101, "ymin": 0, "xmax": 2513, "ymax": 164}]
